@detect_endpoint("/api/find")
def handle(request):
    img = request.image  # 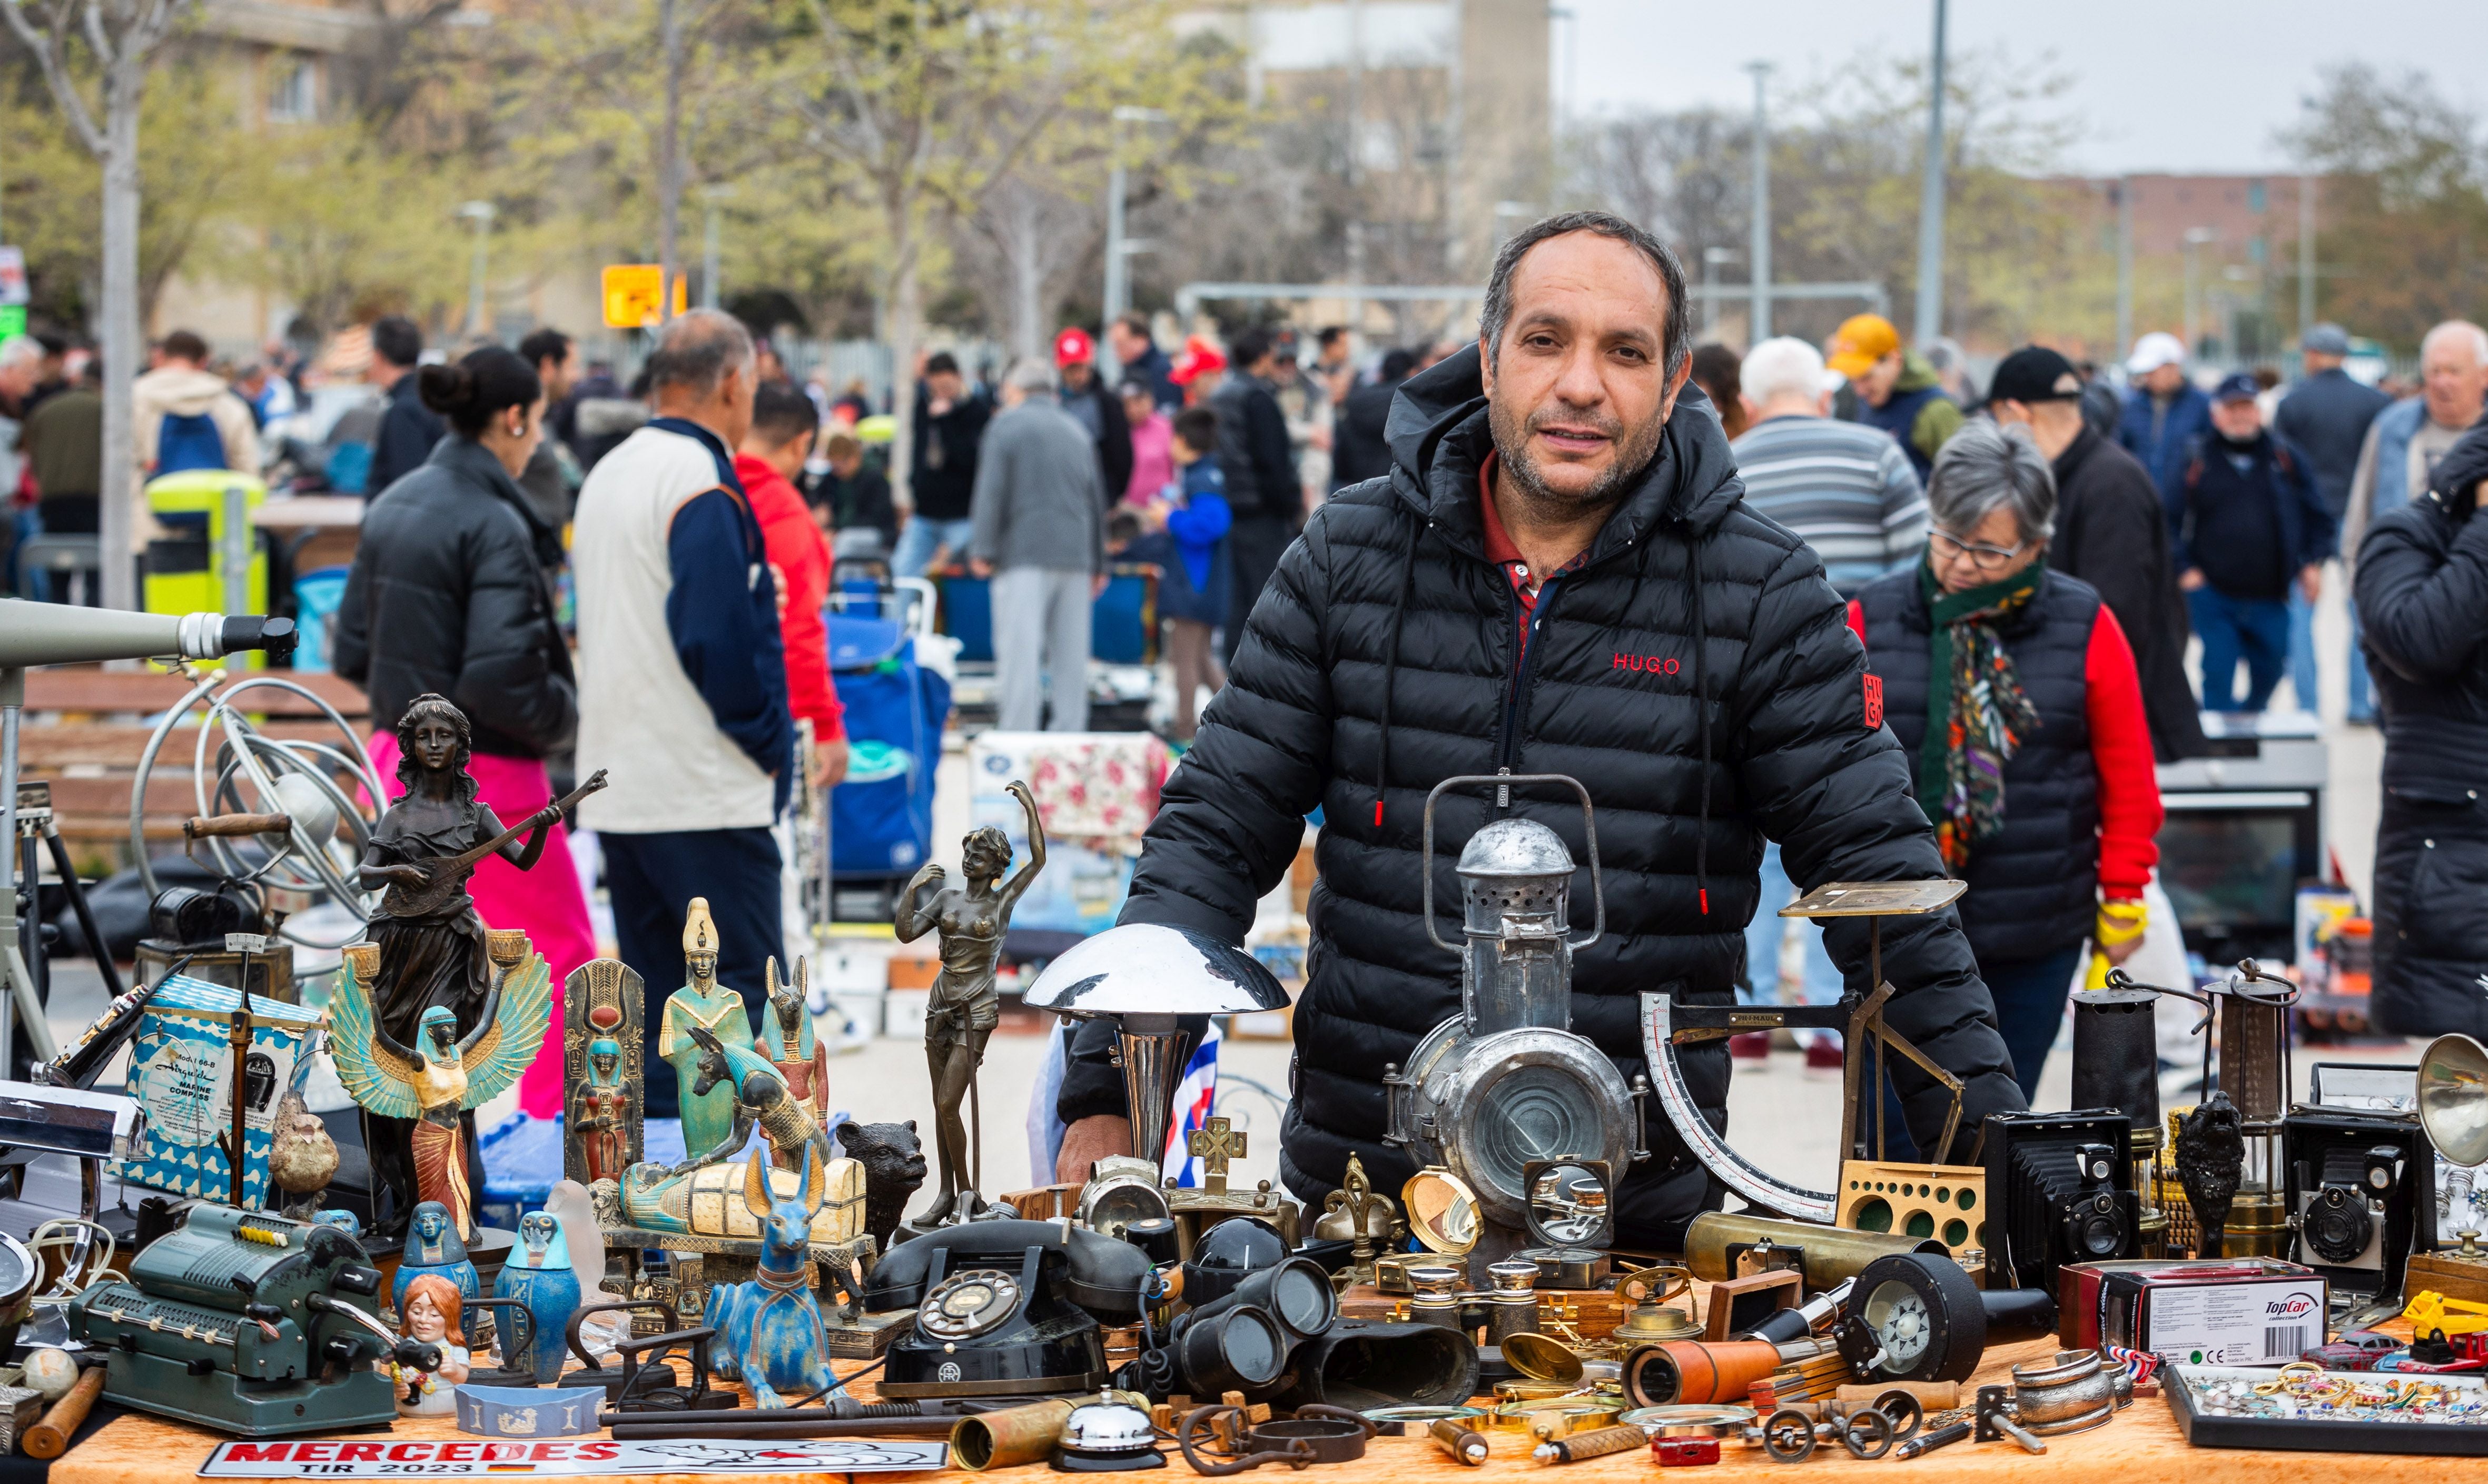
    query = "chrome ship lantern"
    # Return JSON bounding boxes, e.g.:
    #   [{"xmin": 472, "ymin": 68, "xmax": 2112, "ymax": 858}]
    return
[{"xmin": 1384, "ymin": 774, "xmax": 1646, "ymax": 1260}]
